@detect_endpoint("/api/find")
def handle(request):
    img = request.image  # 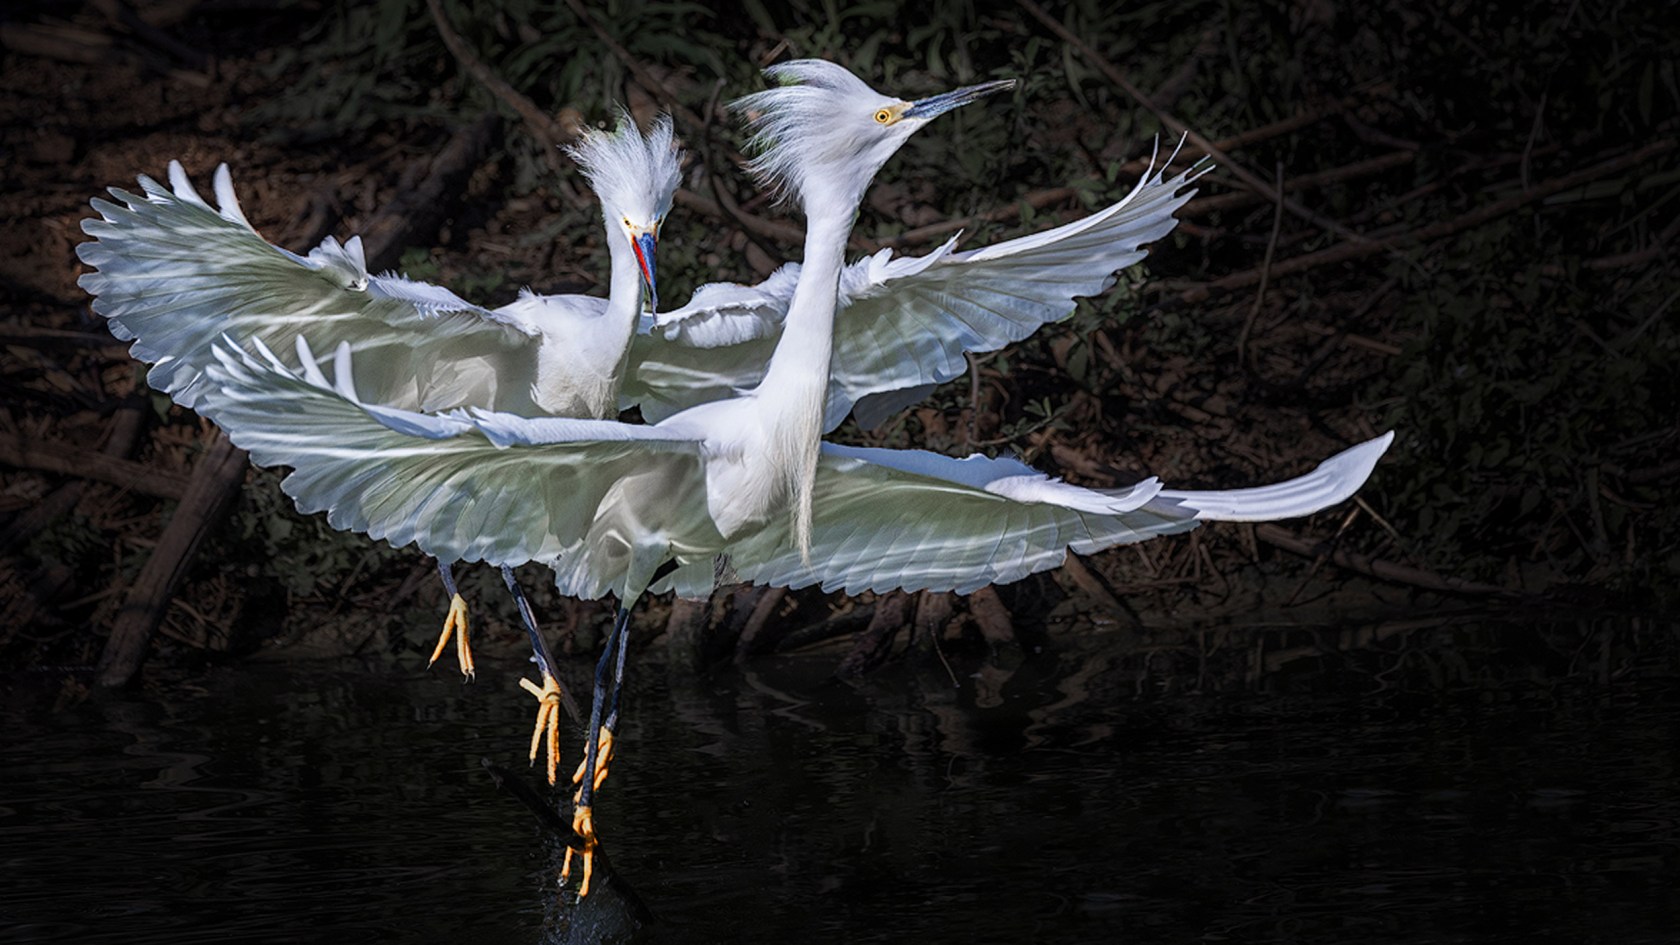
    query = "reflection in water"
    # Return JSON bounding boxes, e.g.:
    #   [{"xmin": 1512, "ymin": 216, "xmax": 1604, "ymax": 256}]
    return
[{"xmin": 2, "ymin": 617, "xmax": 1677, "ymax": 943}]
